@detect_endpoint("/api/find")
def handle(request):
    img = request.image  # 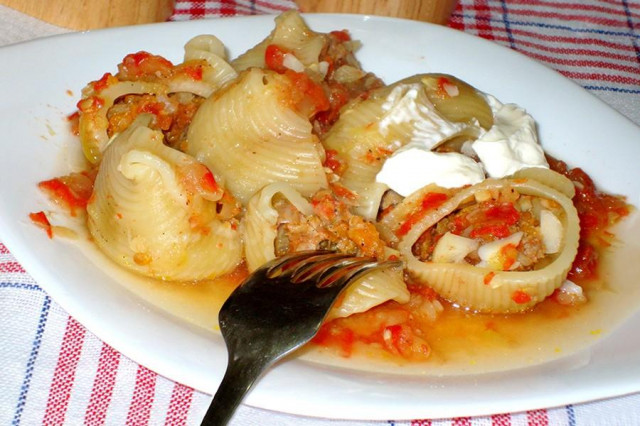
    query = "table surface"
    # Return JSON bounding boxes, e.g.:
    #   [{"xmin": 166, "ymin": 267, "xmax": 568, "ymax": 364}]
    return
[{"xmin": 2, "ymin": 1, "xmax": 640, "ymax": 425}]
